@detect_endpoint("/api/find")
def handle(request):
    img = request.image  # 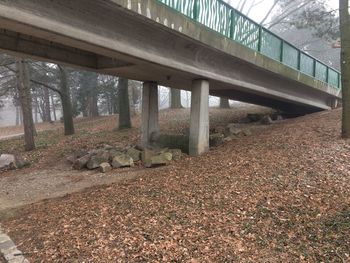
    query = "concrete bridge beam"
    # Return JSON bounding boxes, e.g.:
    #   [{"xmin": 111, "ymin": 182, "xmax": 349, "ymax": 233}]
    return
[
  {"xmin": 189, "ymin": 79, "xmax": 210, "ymax": 156},
  {"xmin": 141, "ymin": 81, "xmax": 159, "ymax": 147}
]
